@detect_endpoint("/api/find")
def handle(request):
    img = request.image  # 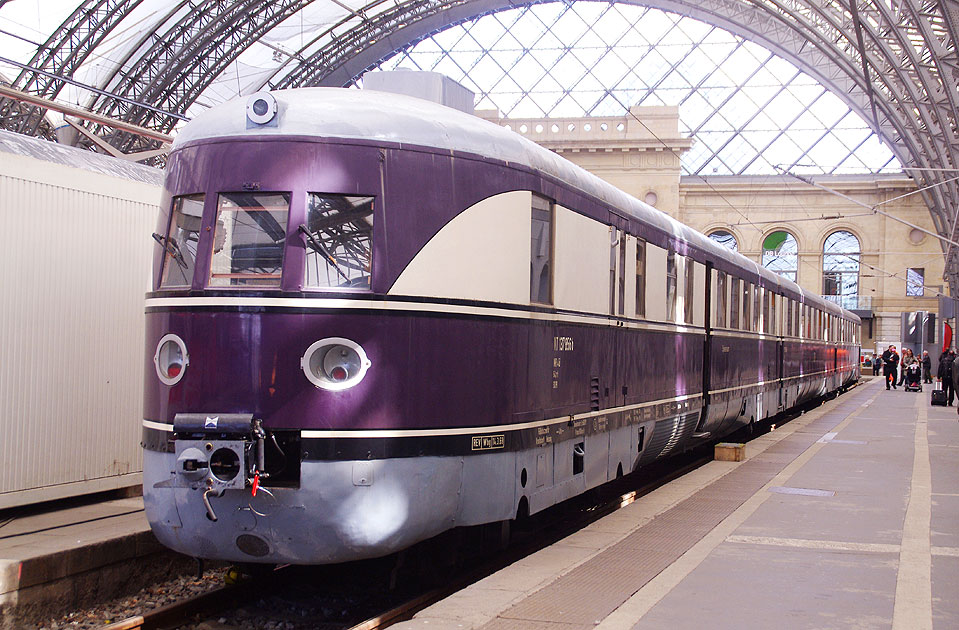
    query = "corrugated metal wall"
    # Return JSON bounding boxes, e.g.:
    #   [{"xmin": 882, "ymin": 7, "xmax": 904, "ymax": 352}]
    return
[{"xmin": 0, "ymin": 146, "xmax": 161, "ymax": 508}]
